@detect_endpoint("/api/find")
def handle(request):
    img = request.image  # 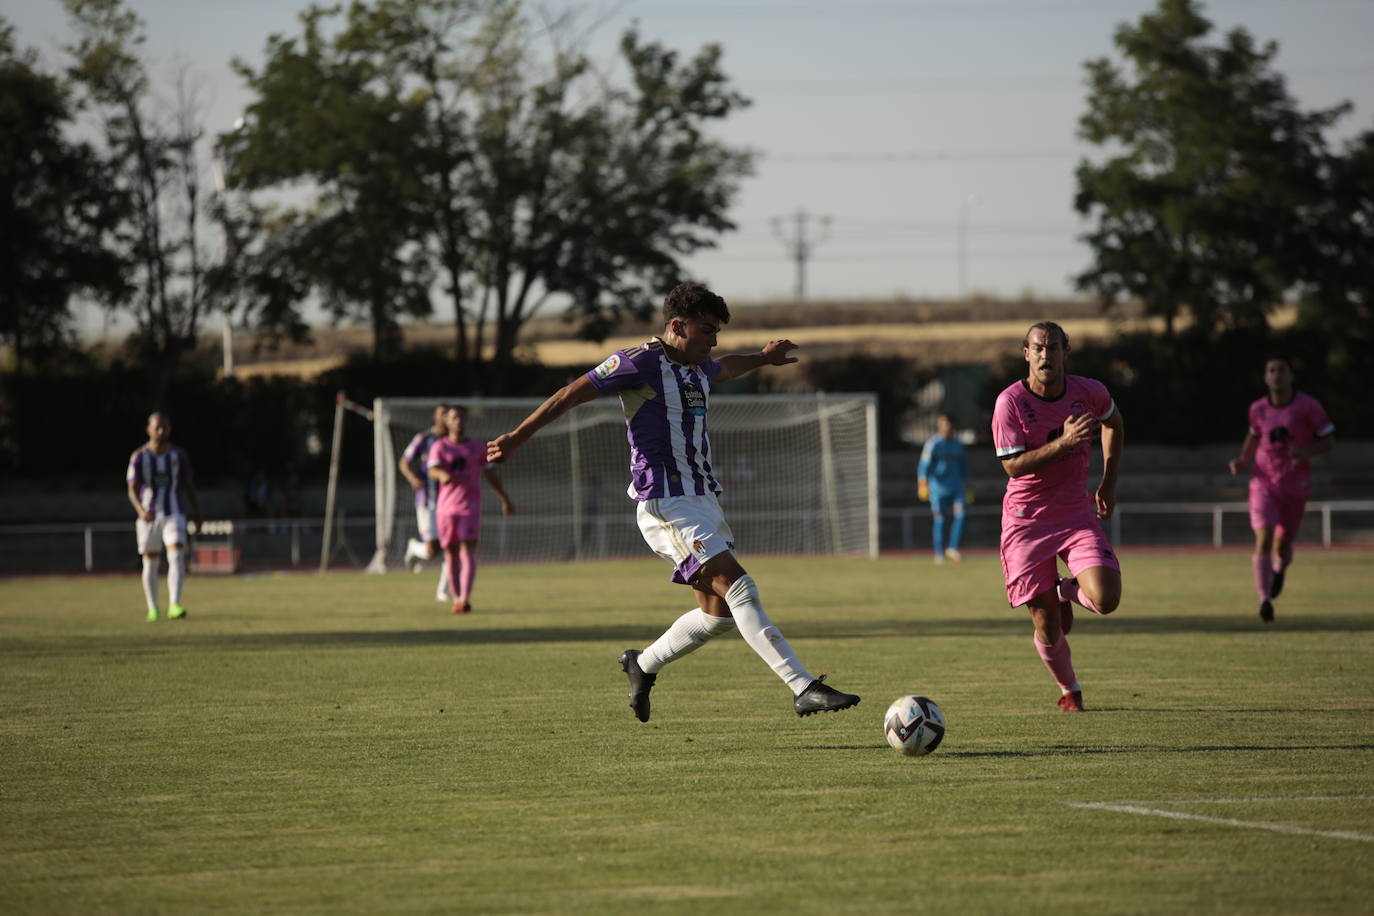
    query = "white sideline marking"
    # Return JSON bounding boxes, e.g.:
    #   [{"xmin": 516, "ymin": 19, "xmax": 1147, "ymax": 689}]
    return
[{"xmin": 1067, "ymin": 801, "xmax": 1374, "ymax": 843}]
